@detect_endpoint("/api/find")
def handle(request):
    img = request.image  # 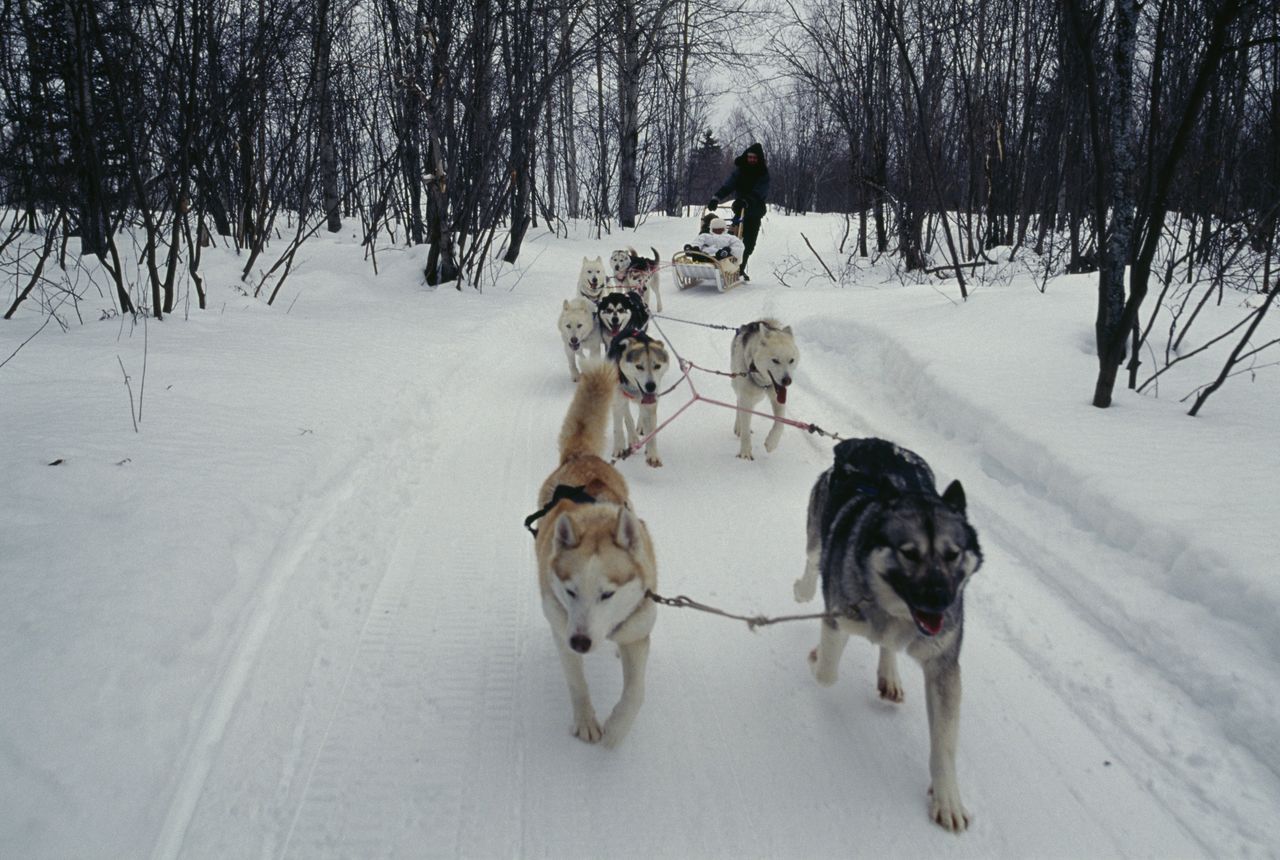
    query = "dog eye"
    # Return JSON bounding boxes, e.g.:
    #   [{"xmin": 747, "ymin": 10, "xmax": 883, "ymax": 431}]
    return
[
  {"xmin": 899, "ymin": 546, "xmax": 921, "ymax": 562},
  {"xmin": 600, "ymin": 591, "xmax": 615, "ymax": 600},
  {"xmin": 942, "ymin": 549, "xmax": 960, "ymax": 563},
  {"xmin": 565, "ymin": 588, "xmax": 577, "ymax": 599}
]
